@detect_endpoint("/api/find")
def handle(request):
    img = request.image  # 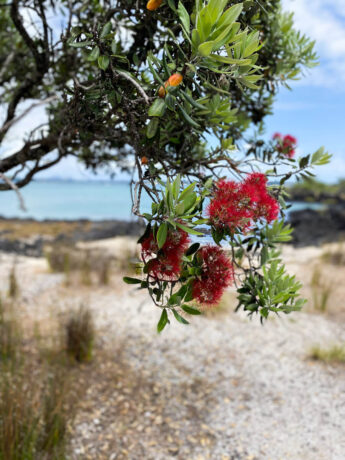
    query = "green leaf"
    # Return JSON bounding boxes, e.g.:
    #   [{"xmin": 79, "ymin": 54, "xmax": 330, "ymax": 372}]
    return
[
  {"xmin": 299, "ymin": 155, "xmax": 310, "ymax": 168},
  {"xmin": 172, "ymin": 174, "xmax": 181, "ymax": 199},
  {"xmin": 175, "ymin": 221, "xmax": 204, "ymax": 235},
  {"xmin": 157, "ymin": 222, "xmax": 168, "ymax": 248},
  {"xmin": 178, "ymin": 1, "xmax": 190, "ymax": 33},
  {"xmin": 137, "ymin": 223, "xmax": 152, "ymax": 244},
  {"xmin": 261, "ymin": 246, "xmax": 269, "ymax": 266},
  {"xmin": 181, "ymin": 305, "xmax": 201, "ymax": 315},
  {"xmin": 146, "ymin": 118, "xmax": 159, "ymax": 138},
  {"xmin": 178, "ymin": 105, "xmax": 201, "ymax": 128},
  {"xmin": 157, "ymin": 309, "xmax": 169, "ymax": 333},
  {"xmin": 167, "ymin": 0, "xmax": 177, "ymax": 11},
  {"xmin": 178, "ymin": 182, "xmax": 196, "ymax": 201},
  {"xmin": 69, "ymin": 40, "xmax": 92, "ymax": 48},
  {"xmin": 209, "ymin": 54, "xmax": 252, "ymax": 65},
  {"xmin": 168, "ymin": 292, "xmax": 182, "ymax": 306},
  {"xmin": 198, "ymin": 41, "xmax": 215, "ymax": 56},
  {"xmin": 148, "ymin": 98, "xmax": 166, "ymax": 117},
  {"xmin": 207, "ymin": 0, "xmax": 228, "ymax": 23},
  {"xmin": 175, "ymin": 202, "xmax": 185, "ymax": 215},
  {"xmin": 182, "ymin": 192, "xmax": 197, "ymax": 212},
  {"xmin": 123, "ymin": 277, "xmax": 142, "ymax": 284},
  {"xmin": 185, "ymin": 242, "xmax": 200, "ymax": 256},
  {"xmin": 100, "ymin": 21, "xmax": 112, "ymax": 38},
  {"xmin": 98, "ymin": 55, "xmax": 110, "ymax": 70},
  {"xmin": 217, "ymin": 3, "xmax": 243, "ymax": 28},
  {"xmin": 172, "ymin": 309, "xmax": 189, "ymax": 324},
  {"xmin": 87, "ymin": 46, "xmax": 100, "ymax": 61}
]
